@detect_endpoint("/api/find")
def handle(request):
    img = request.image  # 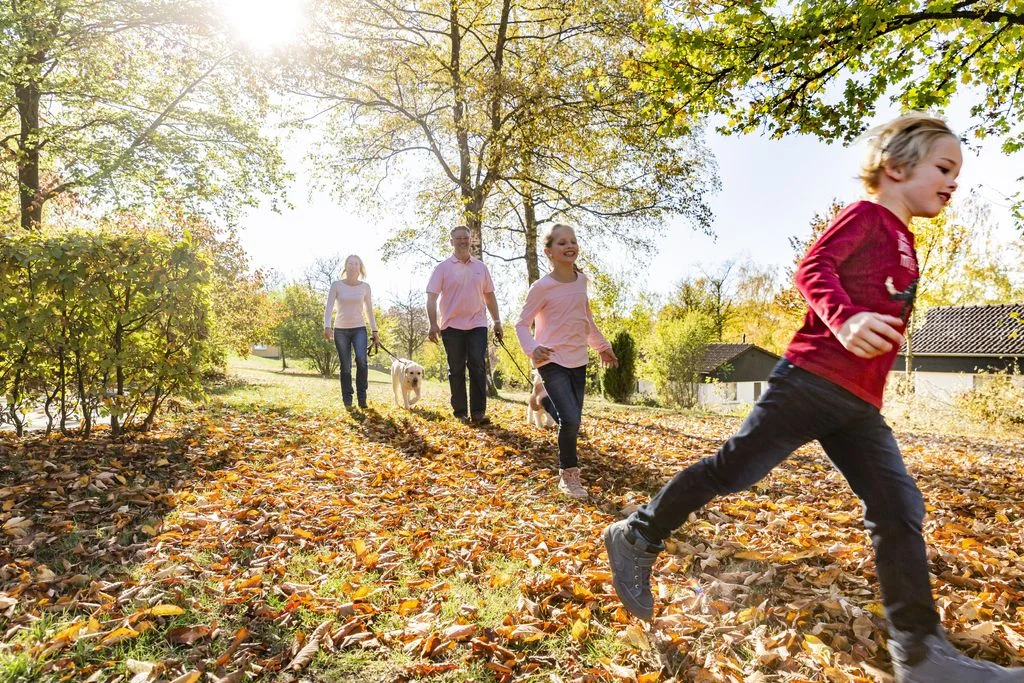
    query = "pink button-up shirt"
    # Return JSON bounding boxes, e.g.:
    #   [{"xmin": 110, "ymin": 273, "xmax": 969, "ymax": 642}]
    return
[
  {"xmin": 515, "ymin": 272, "xmax": 610, "ymax": 369},
  {"xmin": 426, "ymin": 255, "xmax": 495, "ymax": 330}
]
